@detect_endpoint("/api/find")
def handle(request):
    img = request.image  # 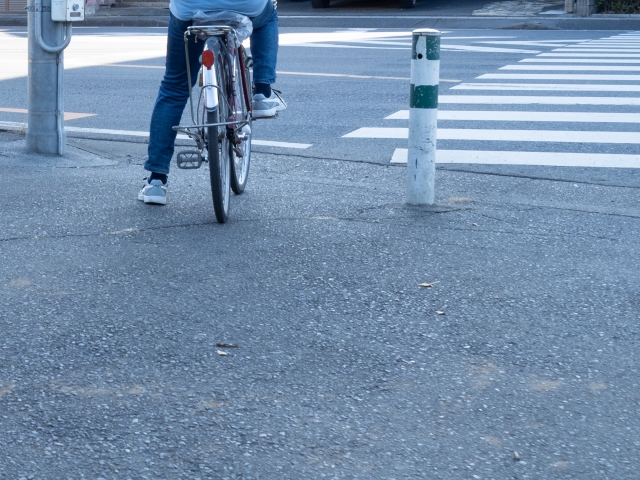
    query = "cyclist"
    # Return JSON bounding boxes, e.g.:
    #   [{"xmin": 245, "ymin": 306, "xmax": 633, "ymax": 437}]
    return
[{"xmin": 139, "ymin": 0, "xmax": 286, "ymax": 205}]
